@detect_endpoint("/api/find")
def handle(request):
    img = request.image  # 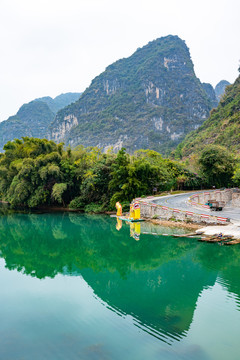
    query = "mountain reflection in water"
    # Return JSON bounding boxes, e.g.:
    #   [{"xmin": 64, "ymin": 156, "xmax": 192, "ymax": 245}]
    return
[{"xmin": 0, "ymin": 208, "xmax": 240, "ymax": 345}]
